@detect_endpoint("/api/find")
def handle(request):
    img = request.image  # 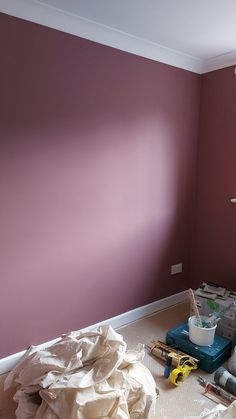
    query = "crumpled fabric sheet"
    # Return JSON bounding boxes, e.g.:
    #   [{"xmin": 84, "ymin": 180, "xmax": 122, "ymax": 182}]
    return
[
  {"xmin": 196, "ymin": 400, "xmax": 236, "ymax": 419},
  {"xmin": 5, "ymin": 325, "xmax": 157, "ymax": 418}
]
